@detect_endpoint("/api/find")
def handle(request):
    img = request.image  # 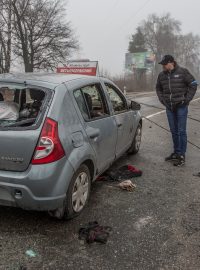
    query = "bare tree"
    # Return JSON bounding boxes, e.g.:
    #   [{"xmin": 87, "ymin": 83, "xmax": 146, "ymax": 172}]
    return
[
  {"xmin": 127, "ymin": 13, "xmax": 200, "ymax": 89},
  {"xmin": 11, "ymin": 0, "xmax": 78, "ymax": 72},
  {"xmin": 175, "ymin": 33, "xmax": 200, "ymax": 78},
  {"xmin": 99, "ymin": 68, "xmax": 112, "ymax": 78},
  {"xmin": 0, "ymin": 0, "xmax": 12, "ymax": 73},
  {"xmin": 140, "ymin": 13, "xmax": 181, "ymax": 77}
]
